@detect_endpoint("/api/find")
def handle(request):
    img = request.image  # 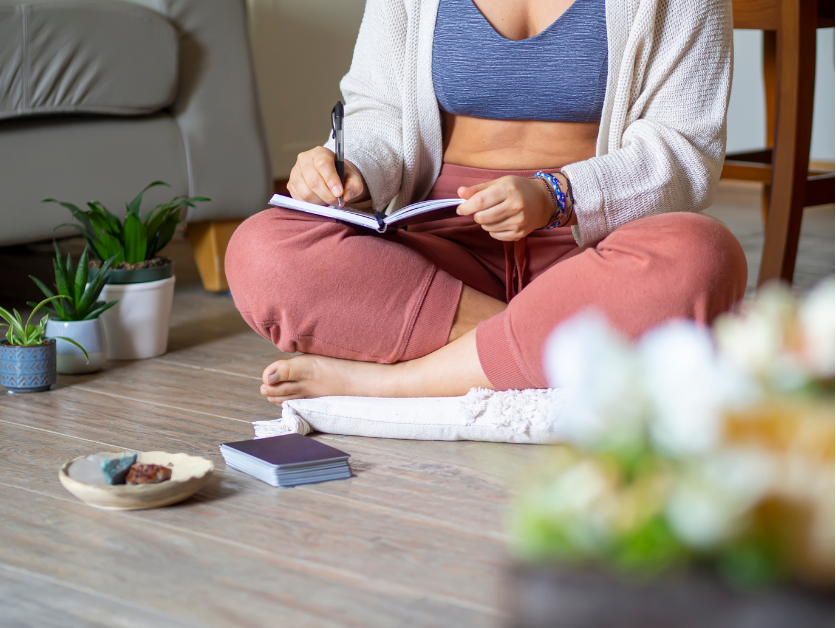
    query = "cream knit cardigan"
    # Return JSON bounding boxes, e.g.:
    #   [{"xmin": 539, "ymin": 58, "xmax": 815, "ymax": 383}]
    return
[{"xmin": 329, "ymin": 0, "xmax": 733, "ymax": 246}]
